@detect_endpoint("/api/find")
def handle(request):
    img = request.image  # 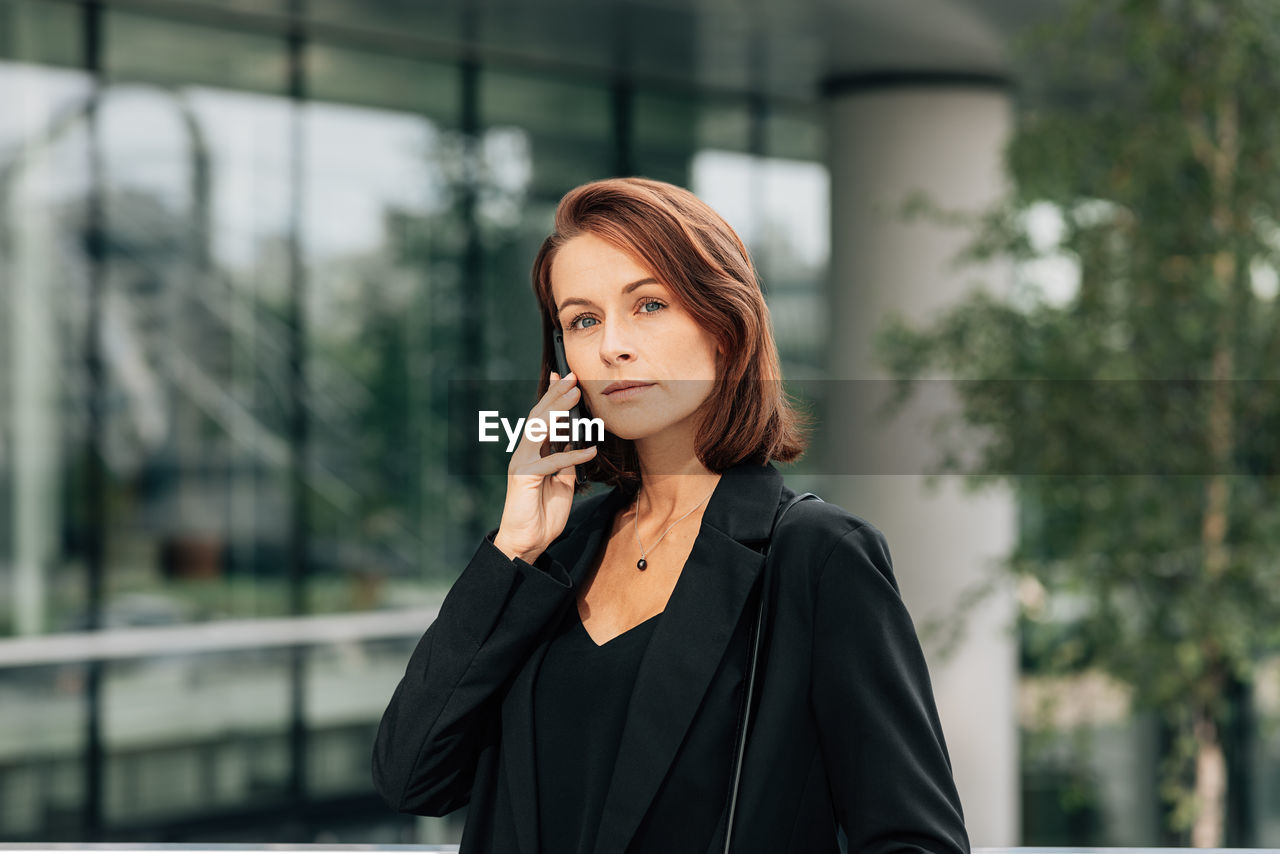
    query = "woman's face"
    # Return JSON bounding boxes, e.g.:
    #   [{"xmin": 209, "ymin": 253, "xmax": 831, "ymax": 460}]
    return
[{"xmin": 550, "ymin": 232, "xmax": 722, "ymax": 445}]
